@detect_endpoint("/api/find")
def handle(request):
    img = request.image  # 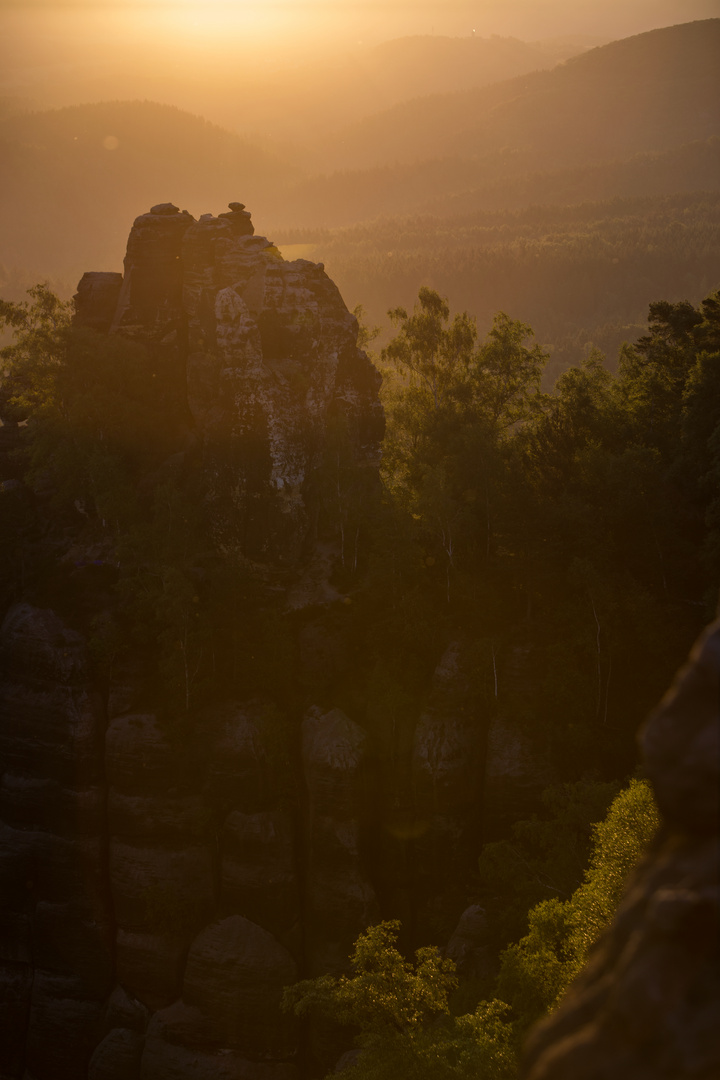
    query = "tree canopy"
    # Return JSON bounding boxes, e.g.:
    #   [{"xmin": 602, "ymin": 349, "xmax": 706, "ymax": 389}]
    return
[{"xmin": 283, "ymin": 921, "xmax": 517, "ymax": 1080}]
